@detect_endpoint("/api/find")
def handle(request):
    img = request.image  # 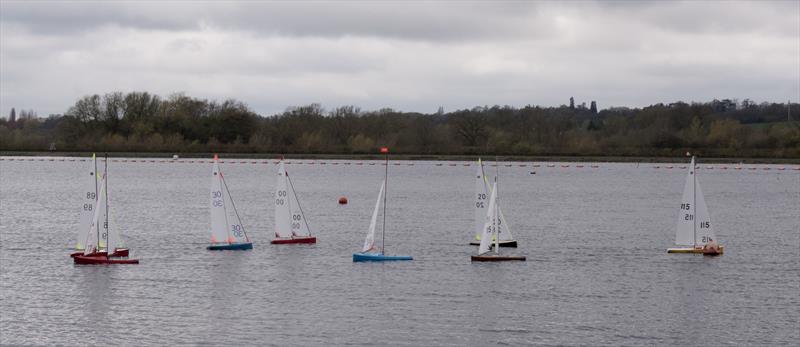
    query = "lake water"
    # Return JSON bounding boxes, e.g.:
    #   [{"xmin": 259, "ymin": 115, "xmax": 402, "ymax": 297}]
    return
[{"xmin": 1, "ymin": 157, "xmax": 798, "ymax": 346}]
